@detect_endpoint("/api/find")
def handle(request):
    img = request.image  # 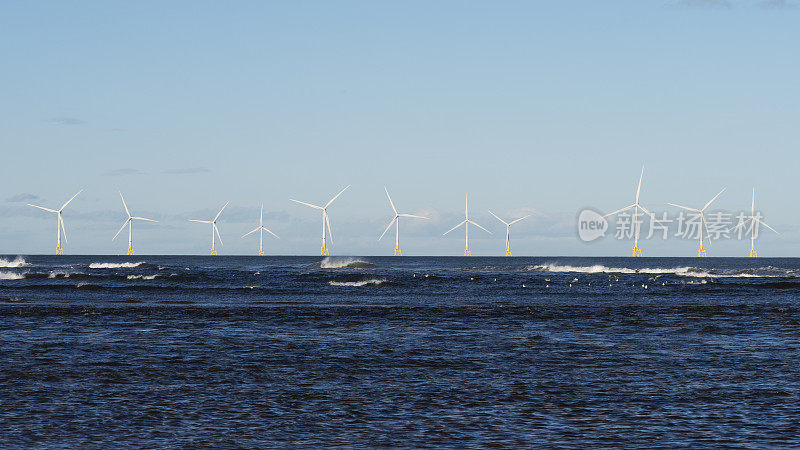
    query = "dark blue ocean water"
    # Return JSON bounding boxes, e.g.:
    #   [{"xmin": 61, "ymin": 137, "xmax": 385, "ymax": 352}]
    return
[{"xmin": 1, "ymin": 255, "xmax": 799, "ymax": 447}]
